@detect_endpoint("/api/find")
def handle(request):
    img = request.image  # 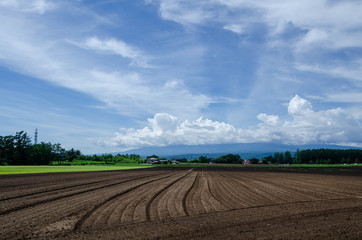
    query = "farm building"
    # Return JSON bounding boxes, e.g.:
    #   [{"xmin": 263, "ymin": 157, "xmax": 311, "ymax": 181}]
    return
[{"xmin": 146, "ymin": 158, "xmax": 159, "ymax": 164}]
